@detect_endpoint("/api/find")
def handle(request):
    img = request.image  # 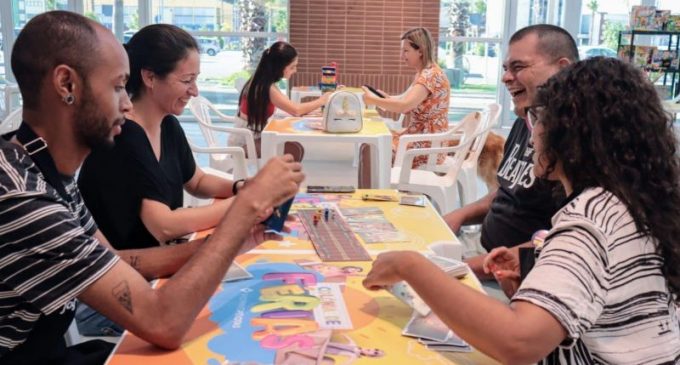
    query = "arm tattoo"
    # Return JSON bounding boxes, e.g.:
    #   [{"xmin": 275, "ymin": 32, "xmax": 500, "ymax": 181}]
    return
[{"xmin": 112, "ymin": 281, "xmax": 133, "ymax": 314}]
